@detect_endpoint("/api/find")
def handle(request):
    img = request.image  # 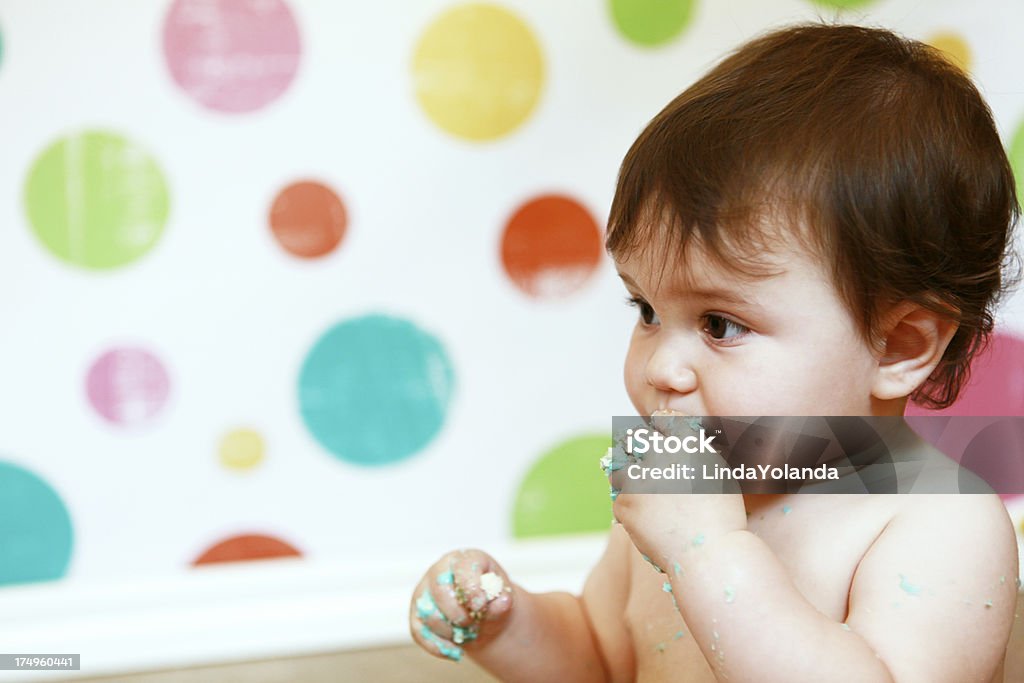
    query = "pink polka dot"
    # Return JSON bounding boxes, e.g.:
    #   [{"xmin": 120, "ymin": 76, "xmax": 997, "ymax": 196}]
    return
[
  {"xmin": 908, "ymin": 331, "xmax": 1024, "ymax": 500},
  {"xmin": 907, "ymin": 331, "xmax": 1024, "ymax": 417},
  {"xmin": 86, "ymin": 348, "xmax": 170, "ymax": 425},
  {"xmin": 163, "ymin": 0, "xmax": 302, "ymax": 114}
]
